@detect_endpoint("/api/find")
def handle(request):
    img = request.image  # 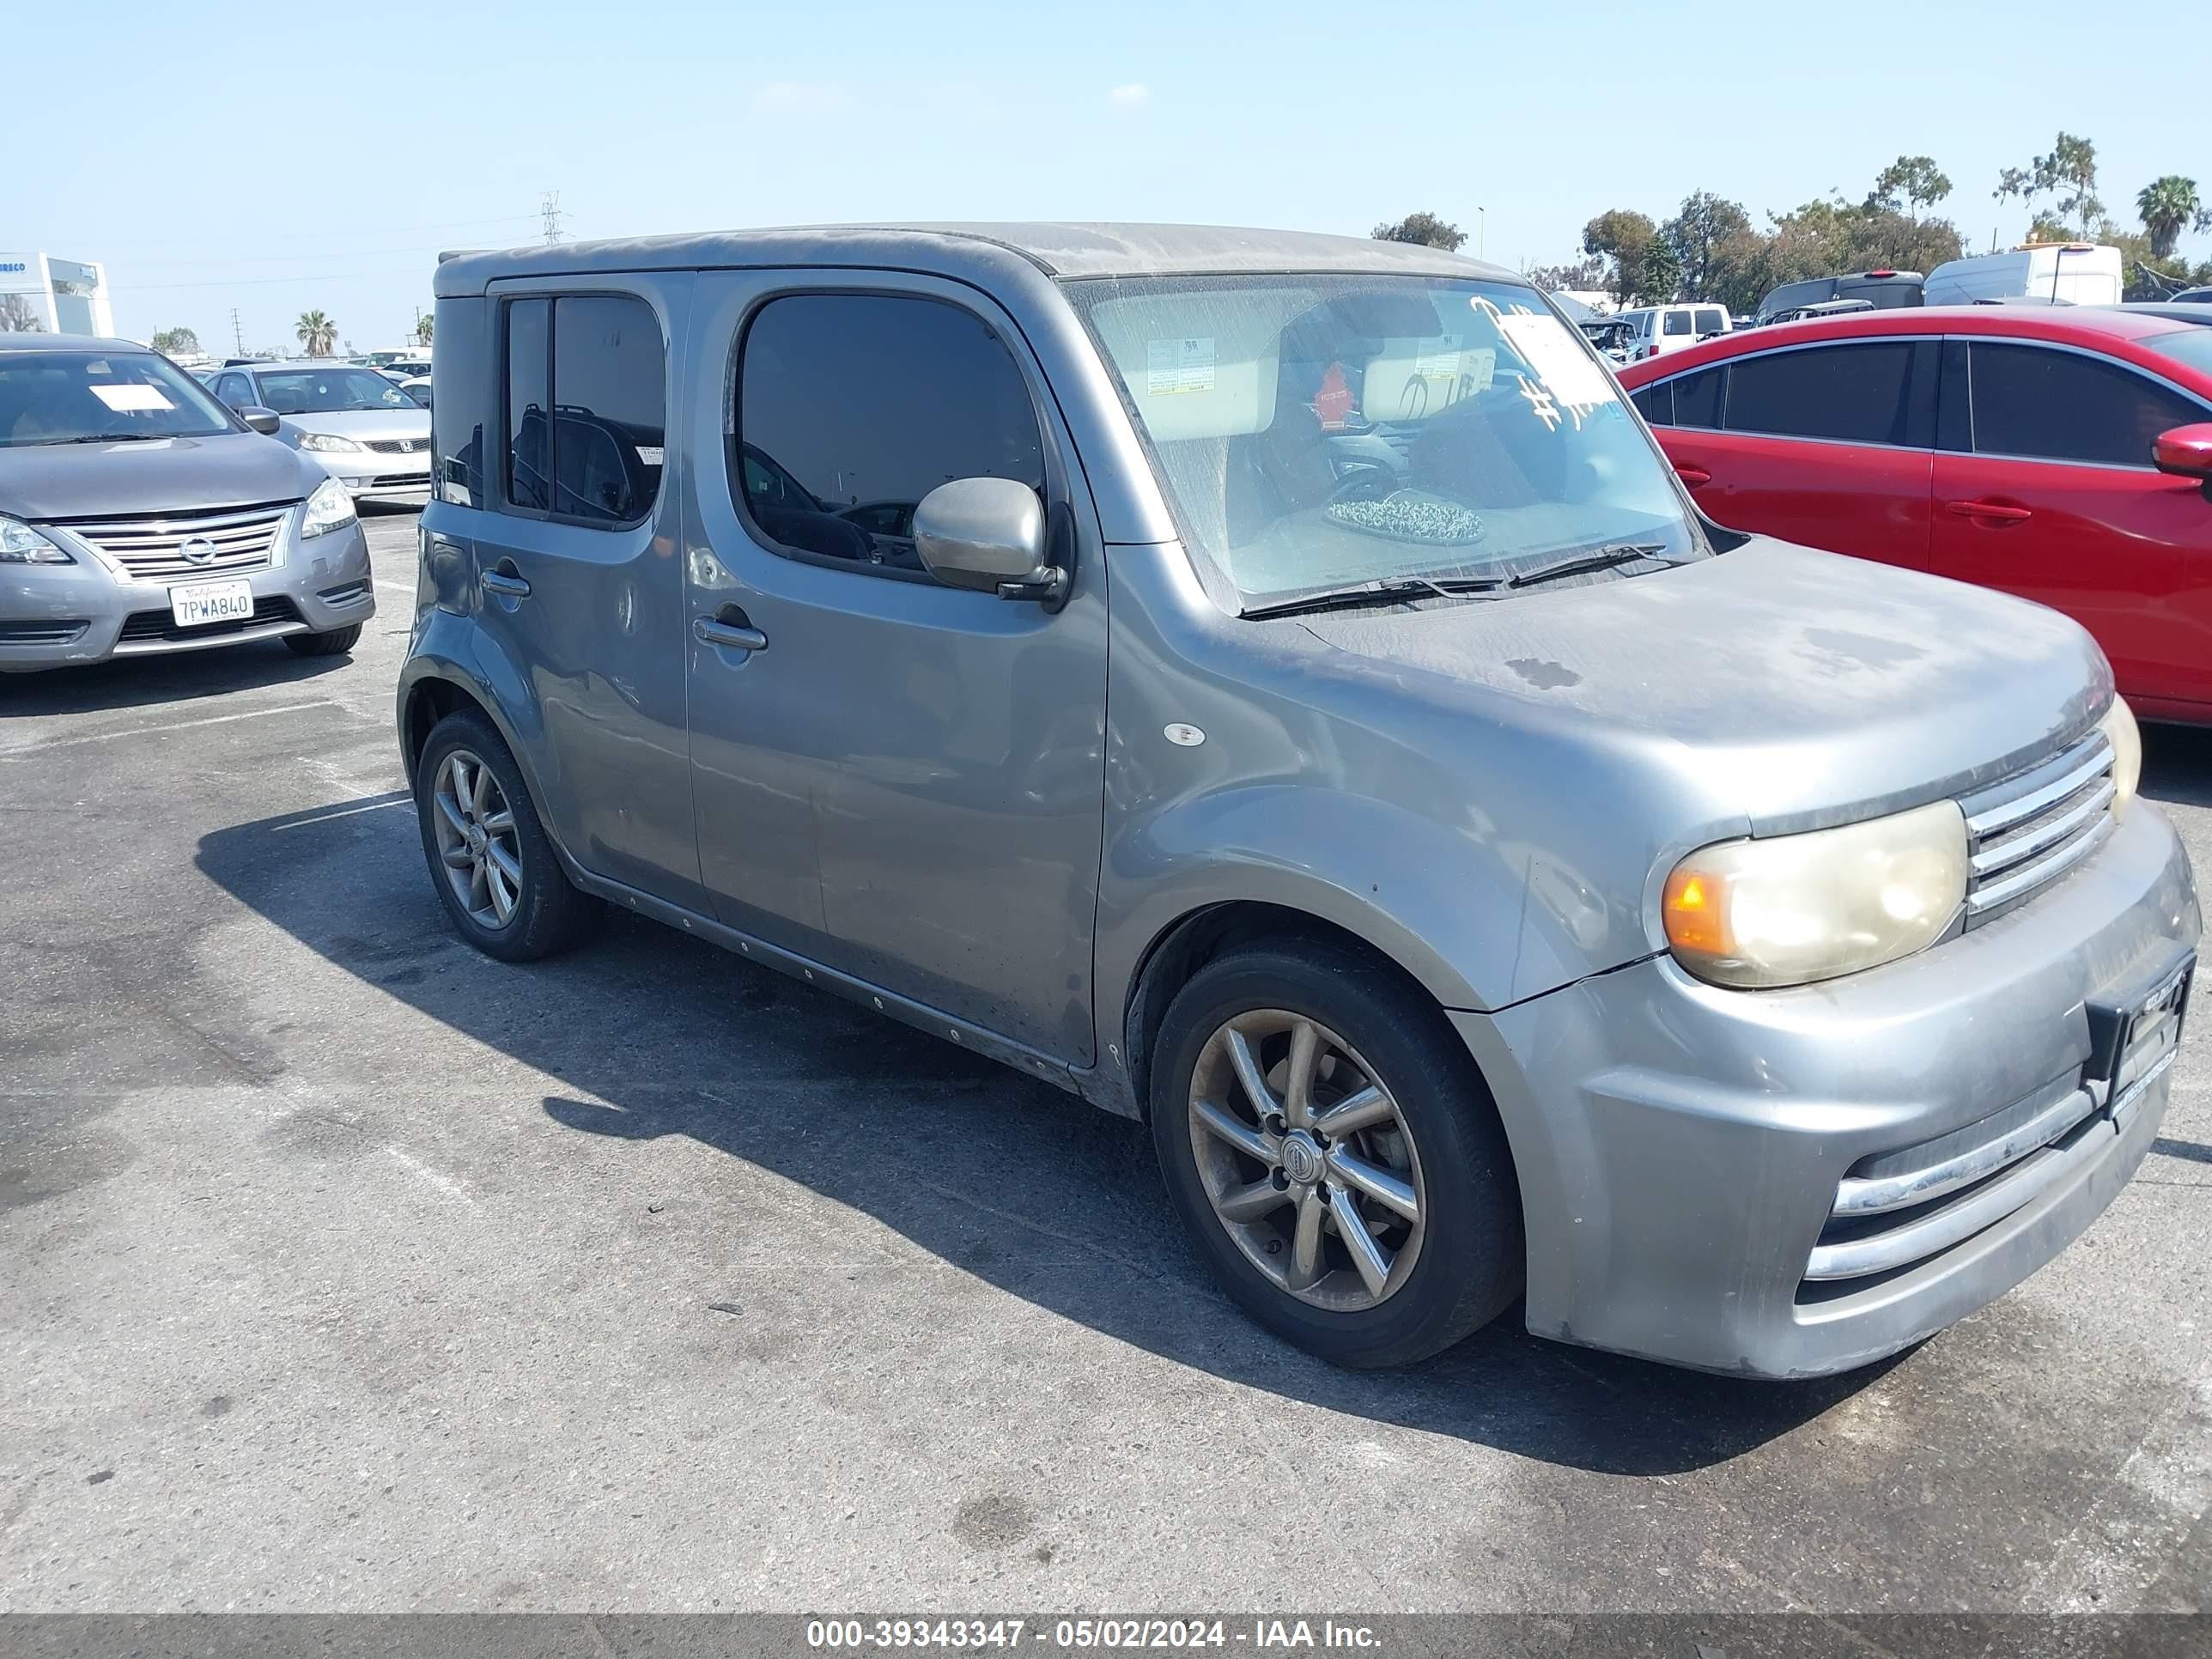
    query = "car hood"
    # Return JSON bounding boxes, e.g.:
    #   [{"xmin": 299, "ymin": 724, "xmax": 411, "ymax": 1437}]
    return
[
  {"xmin": 1297, "ymin": 537, "xmax": 2111, "ymax": 836},
  {"xmin": 283, "ymin": 409, "xmax": 432, "ymax": 441},
  {"xmin": 1, "ymin": 431, "xmax": 321, "ymax": 522}
]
